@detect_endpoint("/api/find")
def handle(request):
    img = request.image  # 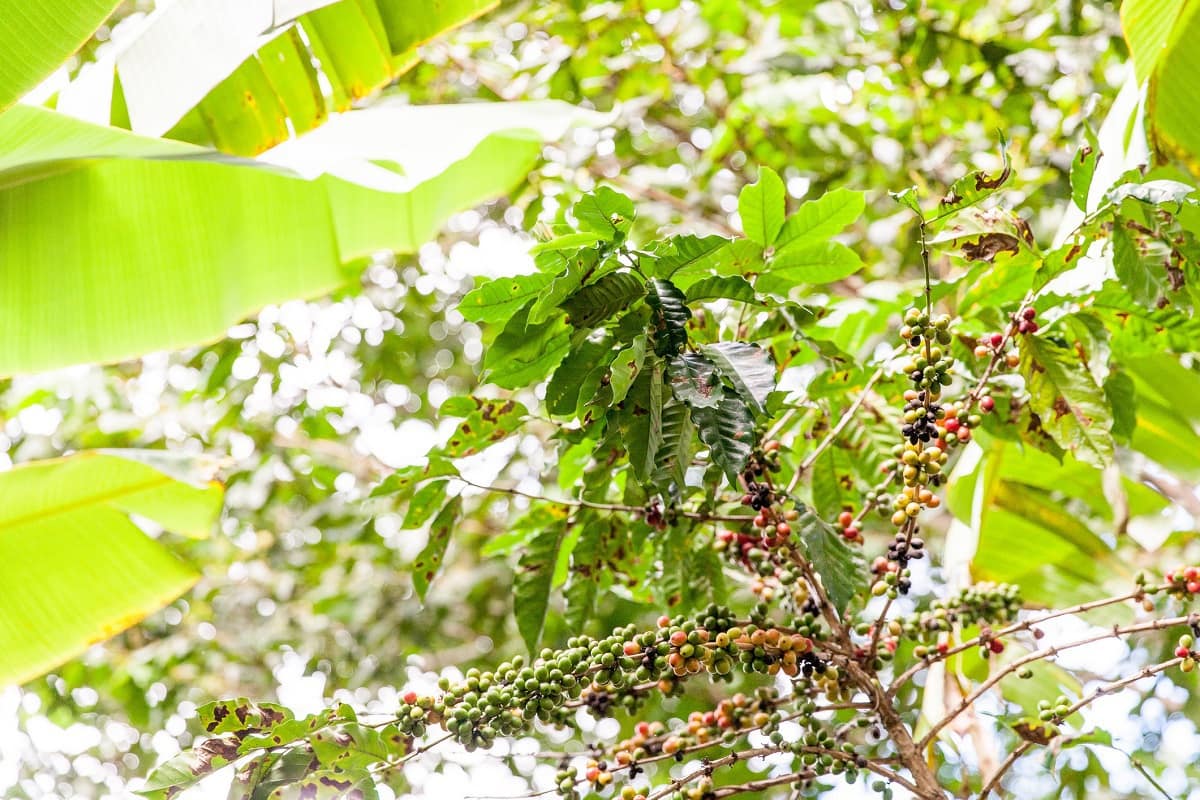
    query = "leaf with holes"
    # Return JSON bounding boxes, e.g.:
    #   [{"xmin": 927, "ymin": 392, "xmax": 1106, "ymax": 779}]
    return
[
  {"xmin": 692, "ymin": 396, "xmax": 755, "ymax": 484},
  {"xmin": 1019, "ymin": 337, "xmax": 1114, "ymax": 468},
  {"xmin": 703, "ymin": 342, "xmax": 776, "ymax": 416},
  {"xmin": 411, "ymin": 495, "xmax": 463, "ymax": 600}
]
